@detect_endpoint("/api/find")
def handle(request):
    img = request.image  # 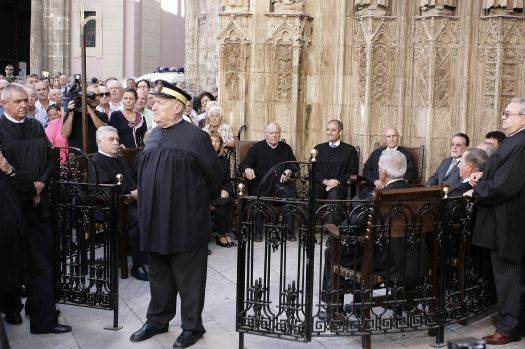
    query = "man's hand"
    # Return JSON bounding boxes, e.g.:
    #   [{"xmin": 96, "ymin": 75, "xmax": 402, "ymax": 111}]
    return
[
  {"xmin": 220, "ymin": 190, "xmax": 229, "ymax": 199},
  {"xmin": 280, "ymin": 169, "xmax": 292, "ymax": 183},
  {"xmin": 34, "ymin": 181, "xmax": 45, "ymax": 195},
  {"xmin": 87, "ymin": 104, "xmax": 94, "ymax": 115},
  {"xmin": 67, "ymin": 100, "xmax": 75, "ymax": 113},
  {"xmin": 323, "ymin": 179, "xmax": 339, "ymax": 188},
  {"xmin": 463, "ymin": 189, "xmax": 474, "ymax": 198},
  {"xmin": 244, "ymin": 168, "xmax": 256, "ymax": 180},
  {"xmin": 33, "ymin": 194, "xmax": 41, "ymax": 206},
  {"xmin": 0, "ymin": 152, "xmax": 13, "ymax": 175},
  {"xmin": 469, "ymin": 172, "xmax": 483, "ymax": 187},
  {"xmin": 374, "ymin": 180, "xmax": 383, "ymax": 189},
  {"xmin": 131, "ymin": 189, "xmax": 138, "ymax": 199}
]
